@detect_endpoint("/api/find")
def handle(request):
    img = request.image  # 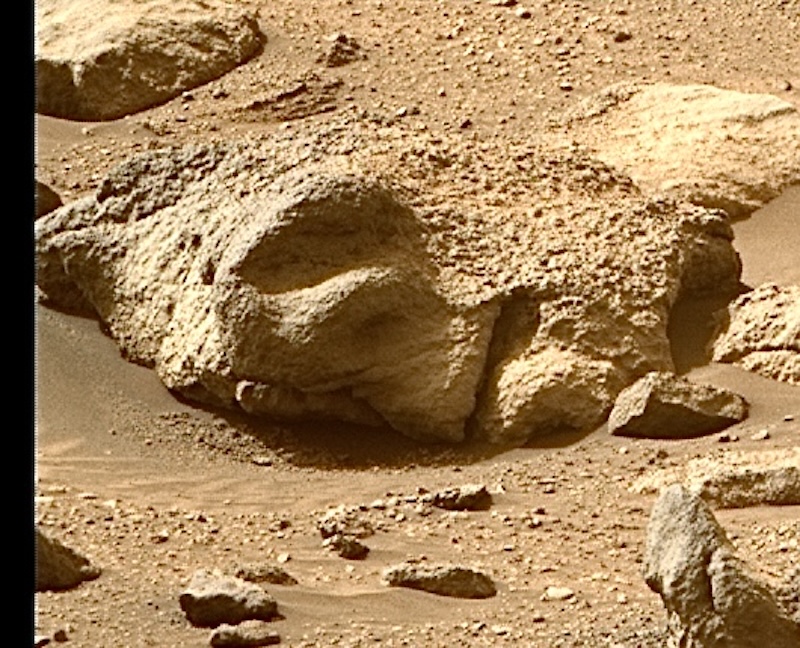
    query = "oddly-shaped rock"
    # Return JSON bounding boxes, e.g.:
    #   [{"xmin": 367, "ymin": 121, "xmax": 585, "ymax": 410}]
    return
[
  {"xmin": 322, "ymin": 533, "xmax": 370, "ymax": 560},
  {"xmin": 34, "ymin": 117, "xmax": 747, "ymax": 445},
  {"xmin": 608, "ymin": 372, "xmax": 748, "ymax": 439},
  {"xmin": 569, "ymin": 83, "xmax": 800, "ymax": 218},
  {"xmin": 35, "ymin": 0, "xmax": 264, "ymax": 120},
  {"xmin": 382, "ymin": 562, "xmax": 496, "ymax": 599},
  {"xmin": 36, "ymin": 527, "xmax": 101, "ymax": 591},
  {"xmin": 36, "ymin": 181, "xmax": 62, "ymax": 219},
  {"xmin": 631, "ymin": 448, "xmax": 800, "ymax": 508},
  {"xmin": 317, "ymin": 33, "xmax": 365, "ymax": 68},
  {"xmin": 712, "ymin": 283, "xmax": 800, "ymax": 385},
  {"xmin": 432, "ymin": 484, "xmax": 493, "ymax": 511},
  {"xmin": 179, "ymin": 570, "xmax": 278, "ymax": 628},
  {"xmin": 210, "ymin": 621, "xmax": 281, "ymax": 647},
  {"xmin": 318, "ymin": 505, "xmax": 375, "ymax": 540},
  {"xmin": 234, "ymin": 564, "xmax": 298, "ymax": 587},
  {"xmin": 644, "ymin": 484, "xmax": 800, "ymax": 647}
]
